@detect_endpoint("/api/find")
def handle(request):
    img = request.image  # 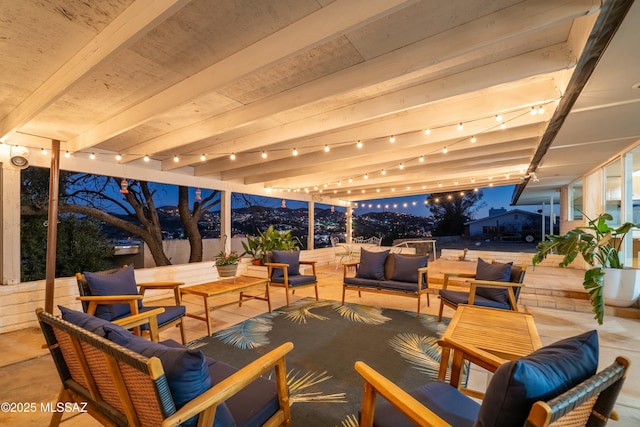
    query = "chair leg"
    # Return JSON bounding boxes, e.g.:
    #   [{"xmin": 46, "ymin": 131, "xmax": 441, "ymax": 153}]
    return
[
  {"xmin": 178, "ymin": 319, "xmax": 187, "ymax": 345},
  {"xmin": 314, "ymin": 283, "xmax": 319, "ymax": 301},
  {"xmin": 416, "ymin": 294, "xmax": 421, "ymax": 317},
  {"xmin": 438, "ymin": 299, "xmax": 445, "ymax": 322},
  {"xmin": 284, "ymin": 287, "xmax": 291, "ymax": 306}
]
